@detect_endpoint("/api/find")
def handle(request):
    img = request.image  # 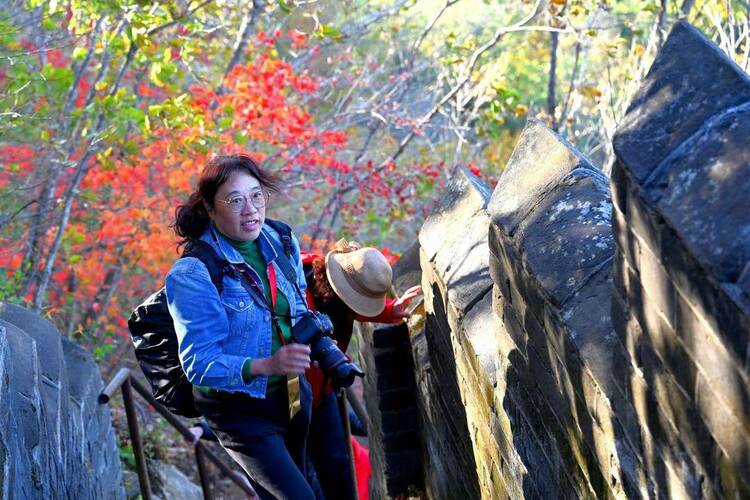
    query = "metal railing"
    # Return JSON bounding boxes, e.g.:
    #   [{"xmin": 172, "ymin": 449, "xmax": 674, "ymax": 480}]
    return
[{"xmin": 99, "ymin": 368, "xmax": 257, "ymax": 500}]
